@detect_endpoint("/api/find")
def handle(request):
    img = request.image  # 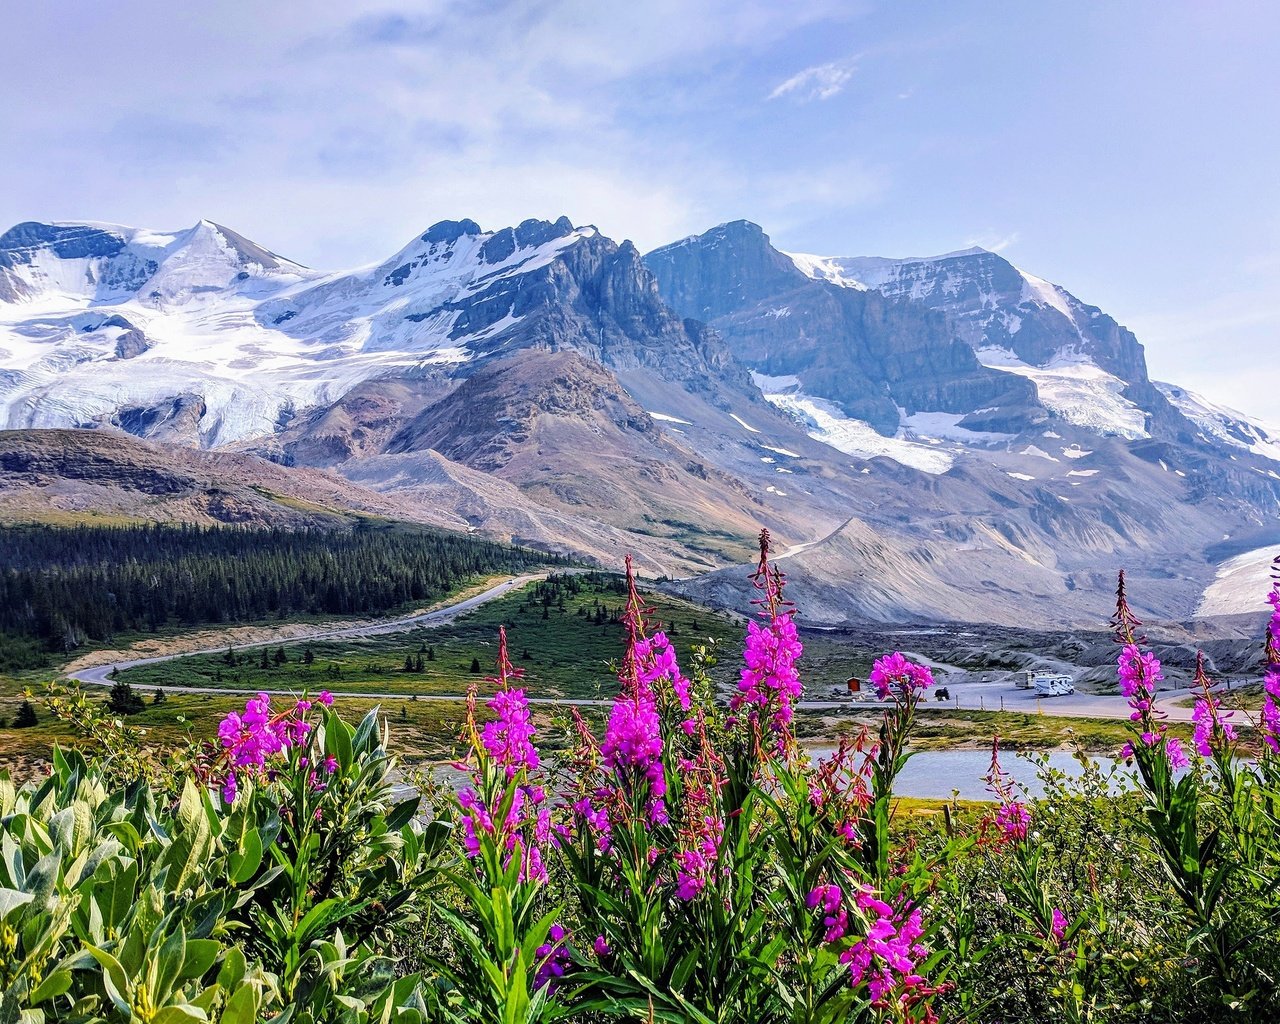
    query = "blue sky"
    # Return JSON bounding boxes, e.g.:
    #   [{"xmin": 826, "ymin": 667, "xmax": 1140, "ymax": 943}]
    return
[{"xmin": 2, "ymin": 1, "xmax": 1276, "ymax": 418}]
